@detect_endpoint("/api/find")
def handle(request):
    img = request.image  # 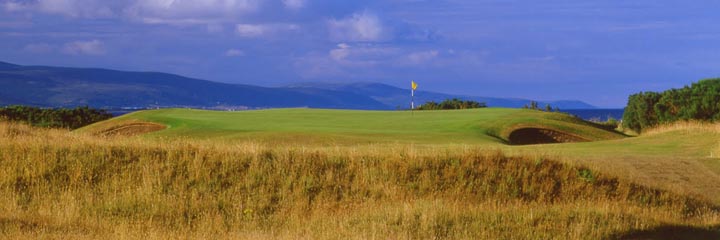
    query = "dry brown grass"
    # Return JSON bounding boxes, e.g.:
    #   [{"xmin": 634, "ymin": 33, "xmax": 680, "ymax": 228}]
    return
[
  {"xmin": 1, "ymin": 121, "xmax": 720, "ymax": 239},
  {"xmin": 95, "ymin": 121, "xmax": 166, "ymax": 137},
  {"xmin": 642, "ymin": 120, "xmax": 720, "ymax": 136}
]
